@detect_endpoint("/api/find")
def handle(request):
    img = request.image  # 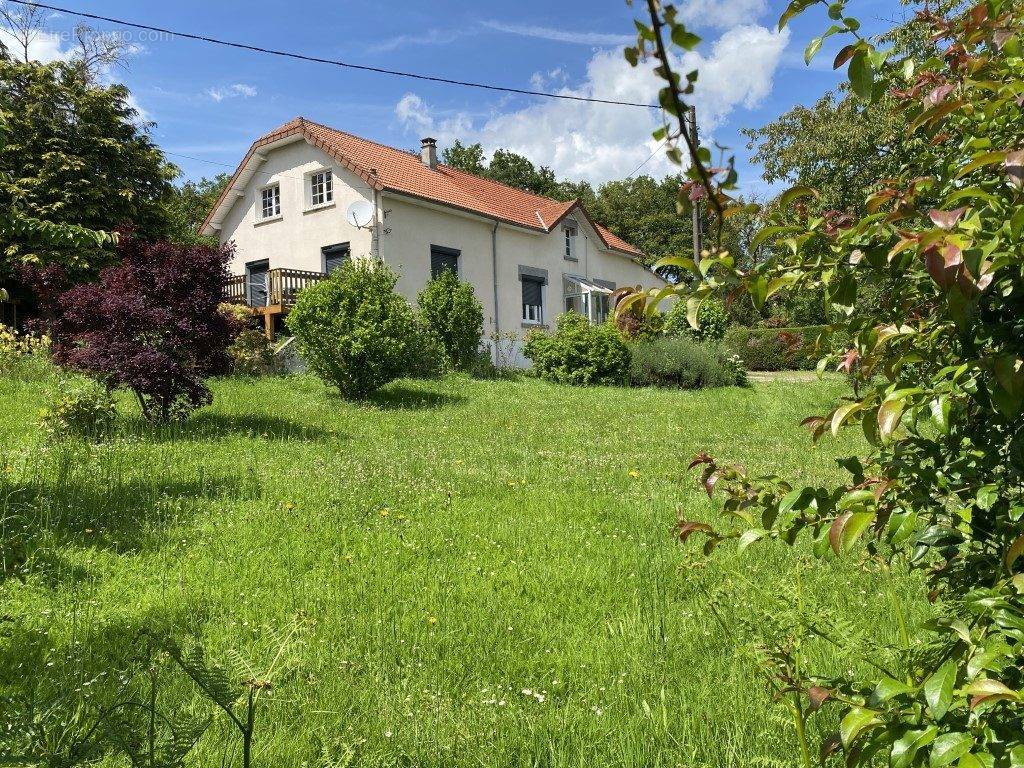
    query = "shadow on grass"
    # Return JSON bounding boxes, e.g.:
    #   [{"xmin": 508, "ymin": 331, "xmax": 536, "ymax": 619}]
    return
[
  {"xmin": 361, "ymin": 385, "xmax": 466, "ymax": 411},
  {"xmin": 122, "ymin": 412, "xmax": 335, "ymax": 442},
  {"xmin": 3, "ymin": 472, "xmax": 259, "ymax": 556}
]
